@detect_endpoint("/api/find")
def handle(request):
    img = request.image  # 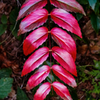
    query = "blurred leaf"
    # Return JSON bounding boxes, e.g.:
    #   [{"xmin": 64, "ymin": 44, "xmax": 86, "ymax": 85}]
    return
[
  {"xmin": 94, "ymin": 1, "xmax": 100, "ymax": 14},
  {"xmin": 0, "ymin": 78, "xmax": 13, "ymax": 99},
  {"xmin": 10, "ymin": 24, "xmax": 21, "ymax": 40},
  {"xmin": 88, "ymin": 0, "xmax": 97, "ymax": 10},
  {"xmin": 97, "ymin": 17, "xmax": 100, "ymax": 29},
  {"xmin": 1, "ymin": 14, "xmax": 7, "ymax": 24},
  {"xmin": 92, "ymin": 84, "xmax": 100, "ymax": 94},
  {"xmin": 0, "ymin": 24, "xmax": 7, "ymax": 36},
  {"xmin": 69, "ymin": 88, "xmax": 78, "ymax": 100},
  {"xmin": 89, "ymin": 70, "xmax": 99, "ymax": 77},
  {"xmin": 76, "ymin": 13, "xmax": 83, "ymax": 21},
  {"xmin": 0, "ymin": 68, "xmax": 12, "ymax": 79},
  {"xmin": 77, "ymin": 0, "xmax": 88, "ymax": 5},
  {"xmin": 17, "ymin": 87, "xmax": 29, "ymax": 100},
  {"xmin": 9, "ymin": 8, "xmax": 19, "ymax": 24},
  {"xmin": 85, "ymin": 92, "xmax": 94, "ymax": 100},
  {"xmin": 93, "ymin": 60, "xmax": 100, "ymax": 70},
  {"xmin": 90, "ymin": 13, "xmax": 100, "ymax": 33}
]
